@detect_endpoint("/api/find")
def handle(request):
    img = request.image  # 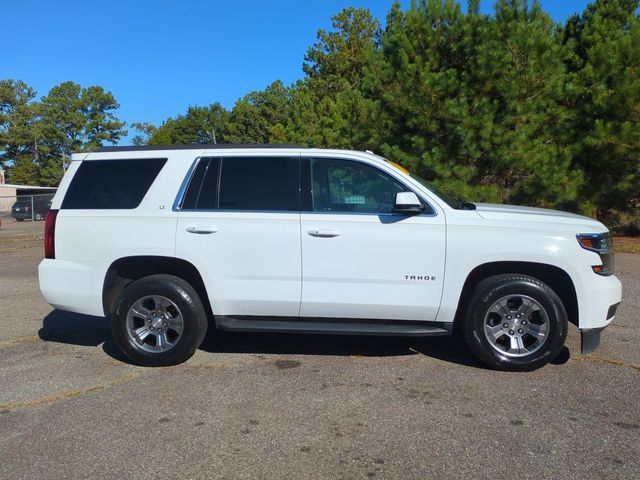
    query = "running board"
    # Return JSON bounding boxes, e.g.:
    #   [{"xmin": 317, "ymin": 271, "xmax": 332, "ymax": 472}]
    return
[{"xmin": 215, "ymin": 316, "xmax": 452, "ymax": 337}]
